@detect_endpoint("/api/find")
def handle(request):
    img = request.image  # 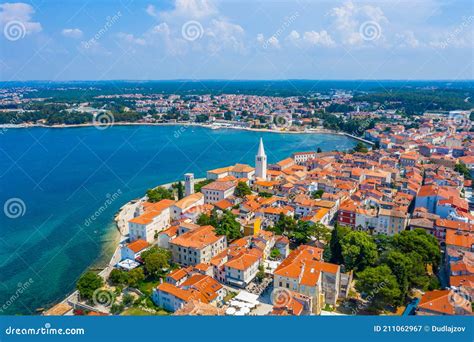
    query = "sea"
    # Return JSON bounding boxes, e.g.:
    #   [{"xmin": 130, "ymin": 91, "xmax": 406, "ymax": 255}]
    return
[{"xmin": 0, "ymin": 125, "xmax": 357, "ymax": 315}]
